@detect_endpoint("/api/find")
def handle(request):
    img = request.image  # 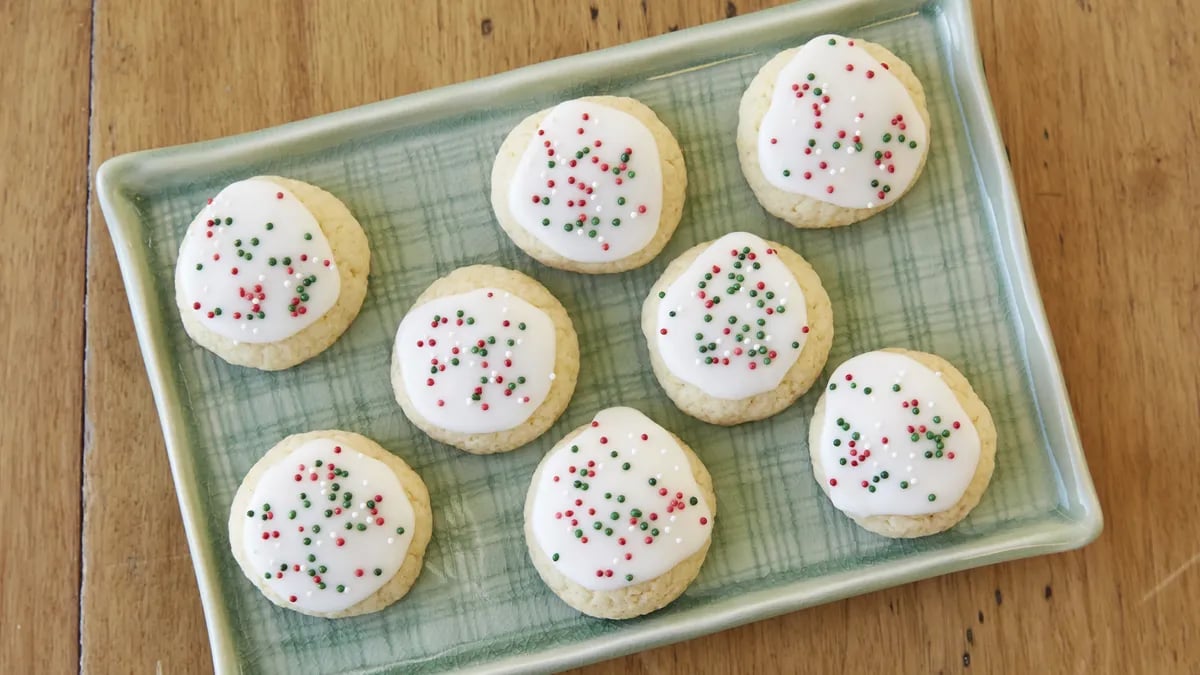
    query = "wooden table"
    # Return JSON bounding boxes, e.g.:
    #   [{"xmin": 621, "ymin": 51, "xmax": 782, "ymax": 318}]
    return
[{"xmin": 2, "ymin": 0, "xmax": 1196, "ymax": 672}]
